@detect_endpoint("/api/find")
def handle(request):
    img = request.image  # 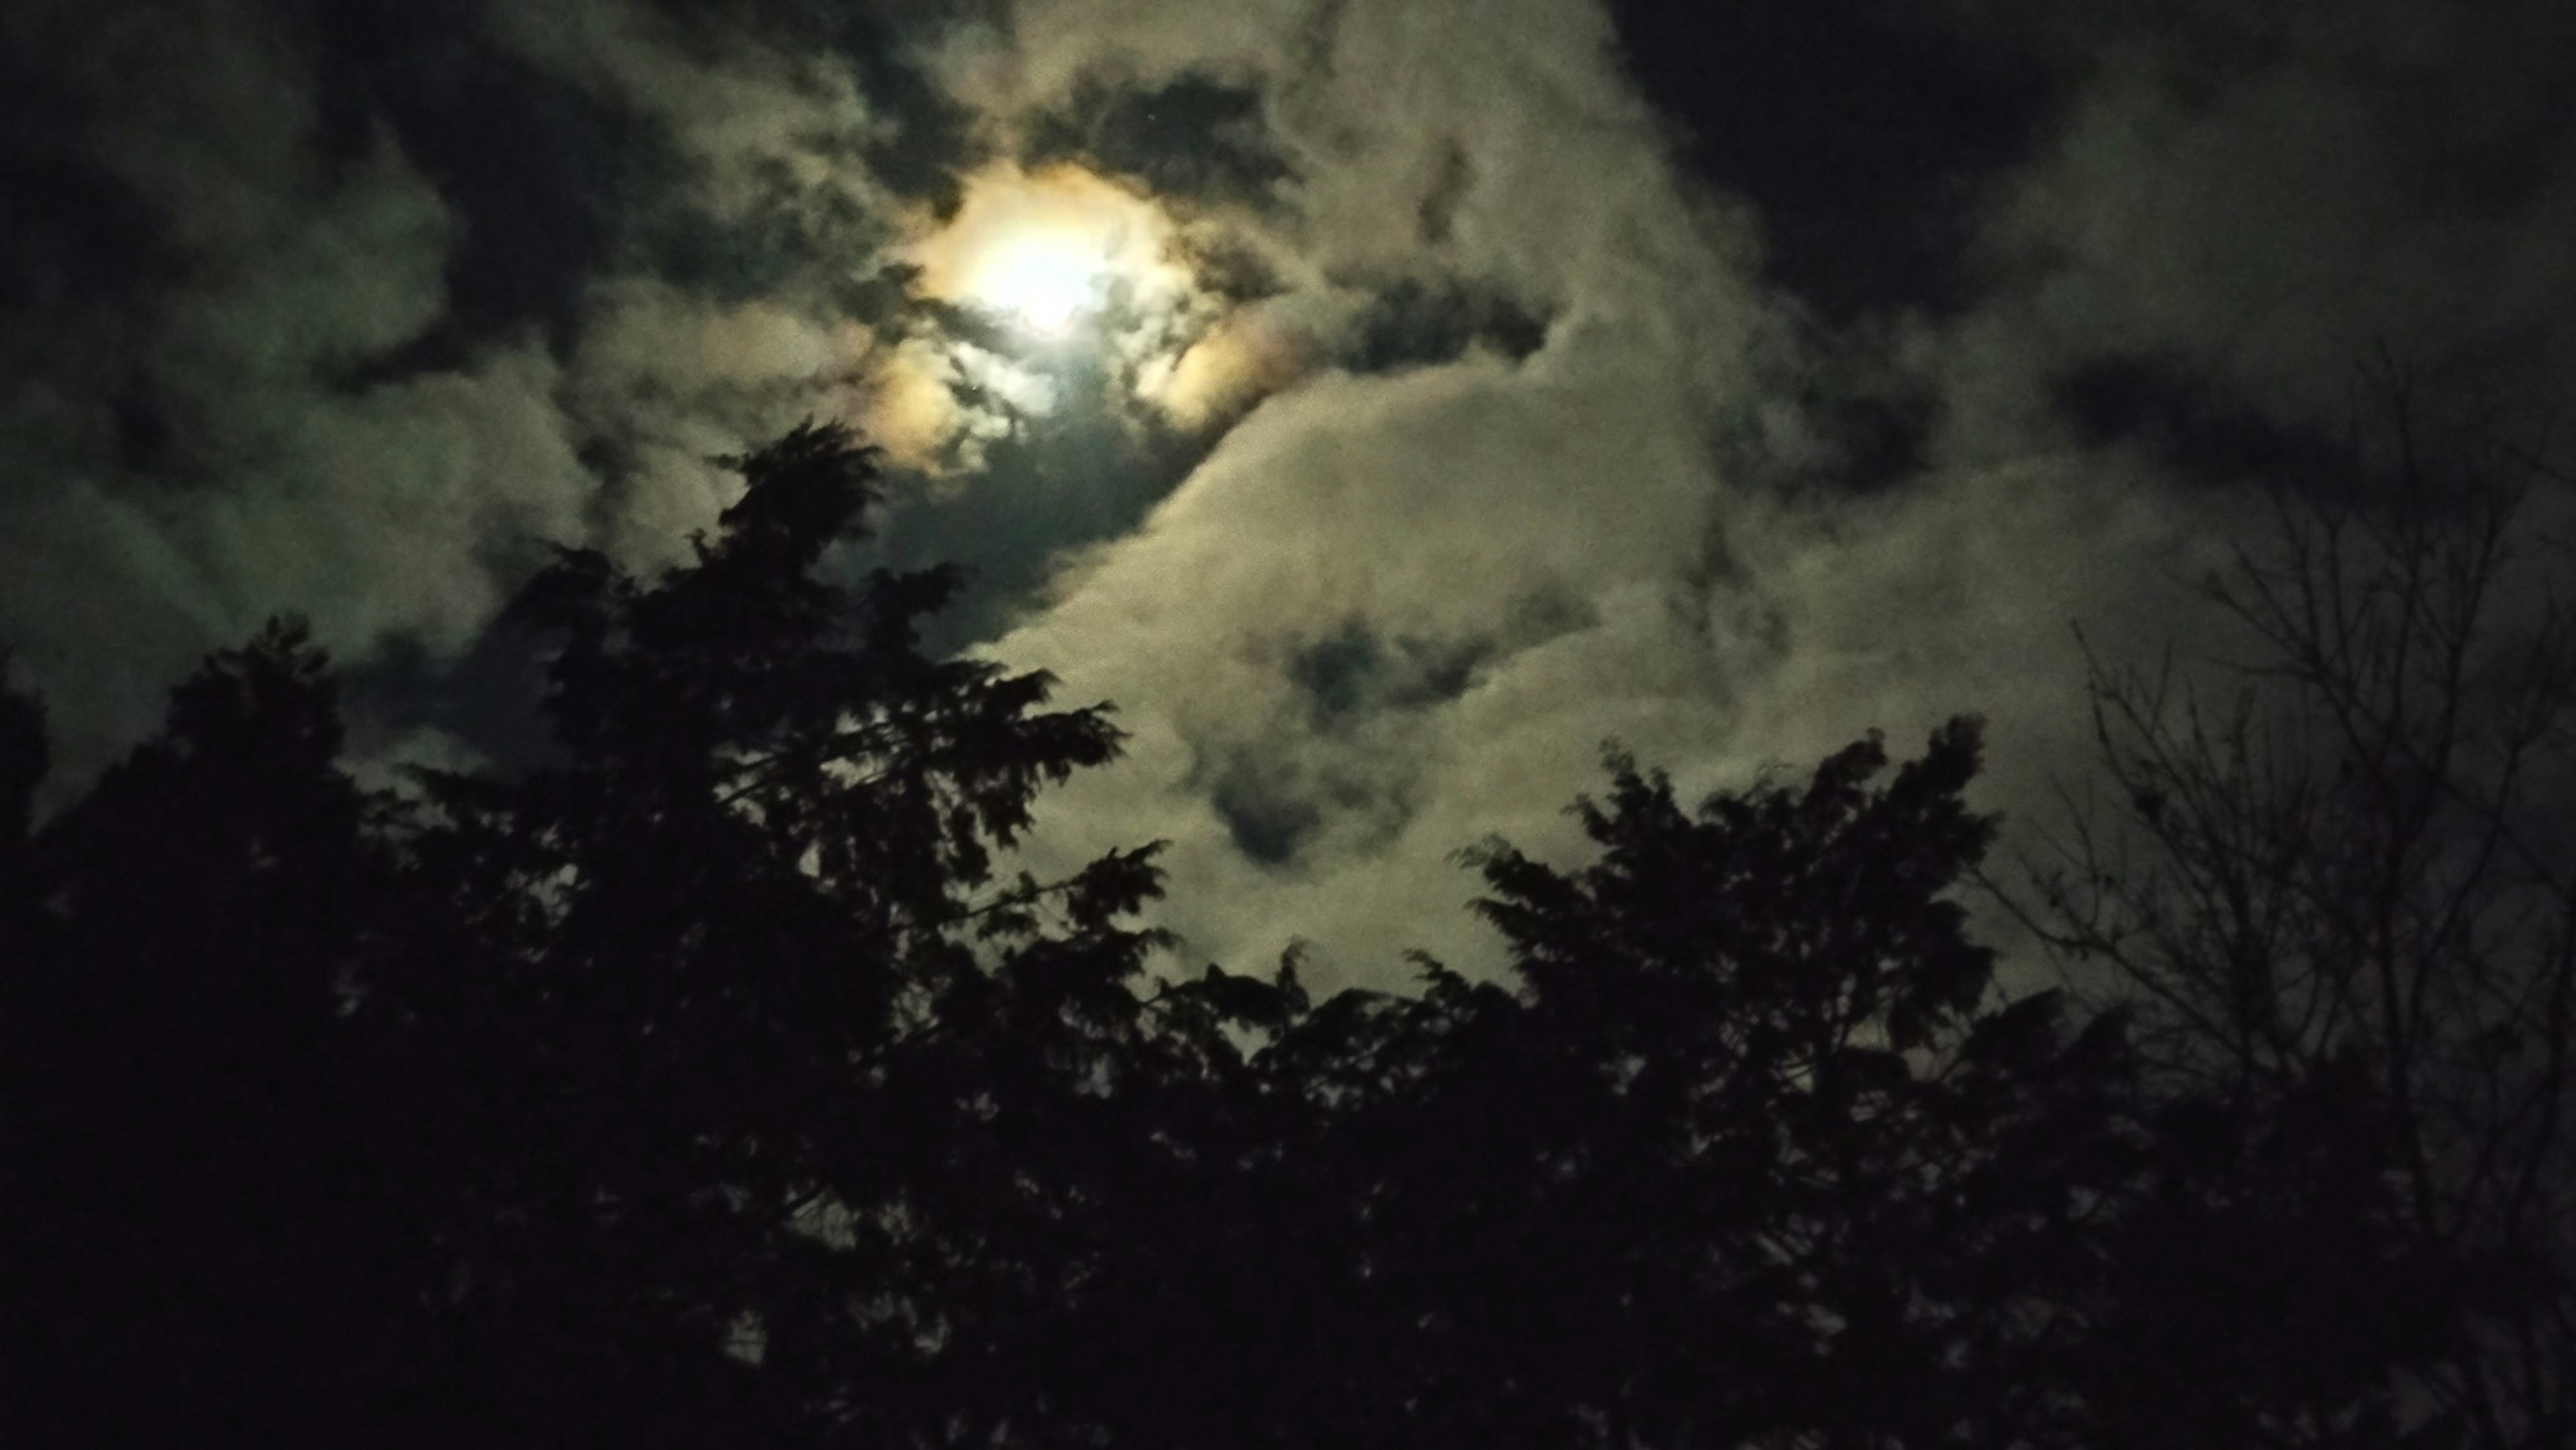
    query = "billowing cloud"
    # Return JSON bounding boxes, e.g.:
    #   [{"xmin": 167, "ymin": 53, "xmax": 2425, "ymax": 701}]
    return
[
  {"xmin": 4, "ymin": 0, "xmax": 2568, "ymax": 990},
  {"xmin": 0, "ymin": 0, "xmax": 926, "ymax": 780},
  {"xmin": 927, "ymin": 0, "xmax": 2576, "ymax": 984},
  {"xmin": 927, "ymin": 0, "xmax": 2006, "ymax": 978}
]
